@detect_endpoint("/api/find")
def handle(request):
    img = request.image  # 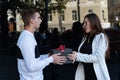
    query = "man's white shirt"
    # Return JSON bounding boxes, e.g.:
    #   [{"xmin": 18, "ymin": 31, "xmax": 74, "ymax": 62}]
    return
[{"xmin": 17, "ymin": 30, "xmax": 53, "ymax": 80}]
